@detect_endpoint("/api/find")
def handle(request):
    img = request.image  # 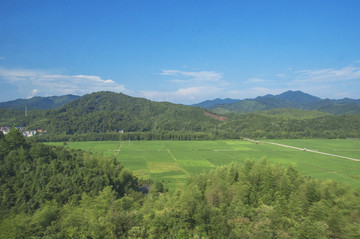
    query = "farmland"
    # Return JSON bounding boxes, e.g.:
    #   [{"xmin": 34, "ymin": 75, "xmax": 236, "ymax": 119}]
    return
[{"xmin": 49, "ymin": 139, "xmax": 360, "ymax": 189}]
